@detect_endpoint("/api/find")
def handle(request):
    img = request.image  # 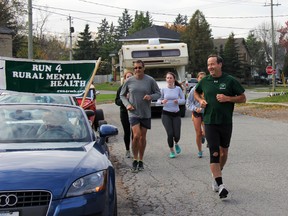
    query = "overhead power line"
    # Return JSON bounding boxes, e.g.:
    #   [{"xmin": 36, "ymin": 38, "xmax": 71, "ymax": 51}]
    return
[{"xmin": 33, "ymin": 3, "xmax": 287, "ymax": 20}]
